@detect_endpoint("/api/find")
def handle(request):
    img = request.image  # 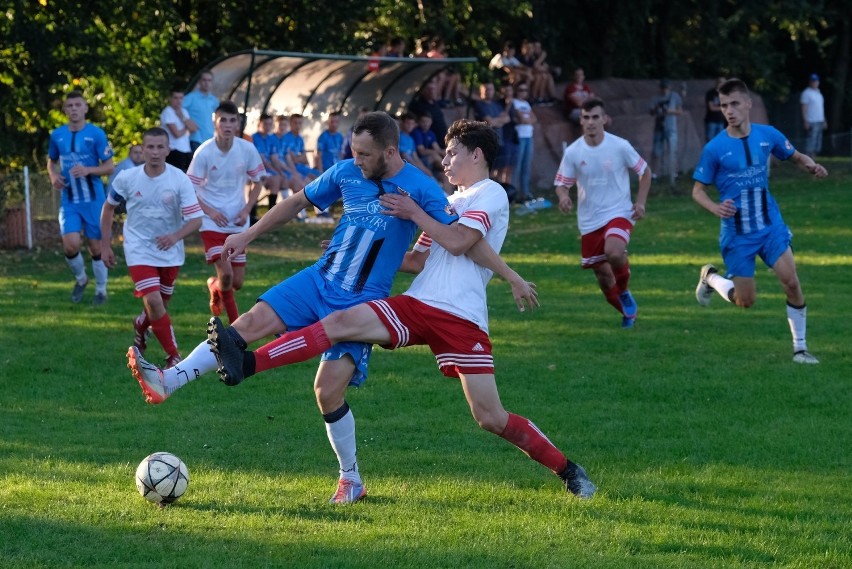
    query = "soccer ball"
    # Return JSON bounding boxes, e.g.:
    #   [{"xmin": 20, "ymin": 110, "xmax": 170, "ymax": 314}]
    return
[{"xmin": 135, "ymin": 452, "xmax": 190, "ymax": 506}]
